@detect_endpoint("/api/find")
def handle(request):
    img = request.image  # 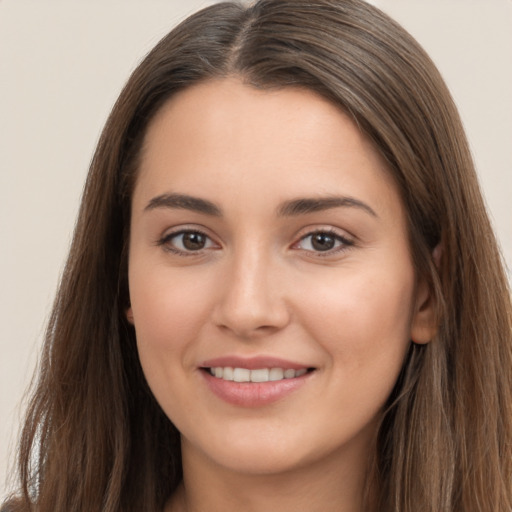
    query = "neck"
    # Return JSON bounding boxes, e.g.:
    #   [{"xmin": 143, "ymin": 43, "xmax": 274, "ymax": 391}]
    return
[{"xmin": 166, "ymin": 435, "xmax": 374, "ymax": 512}]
